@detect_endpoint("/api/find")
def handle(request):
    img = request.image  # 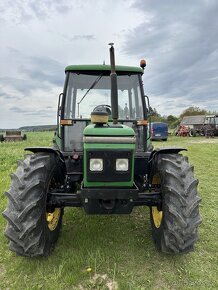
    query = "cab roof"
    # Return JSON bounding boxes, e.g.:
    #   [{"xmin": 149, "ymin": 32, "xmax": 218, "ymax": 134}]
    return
[{"xmin": 65, "ymin": 64, "xmax": 143, "ymax": 74}]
